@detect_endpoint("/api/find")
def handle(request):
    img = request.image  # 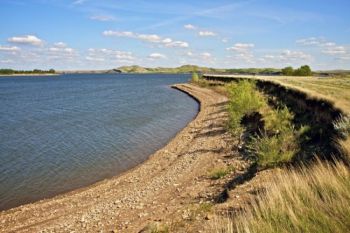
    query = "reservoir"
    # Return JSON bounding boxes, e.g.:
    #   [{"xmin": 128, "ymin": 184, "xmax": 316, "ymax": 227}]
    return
[{"xmin": 0, "ymin": 73, "xmax": 198, "ymax": 210}]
